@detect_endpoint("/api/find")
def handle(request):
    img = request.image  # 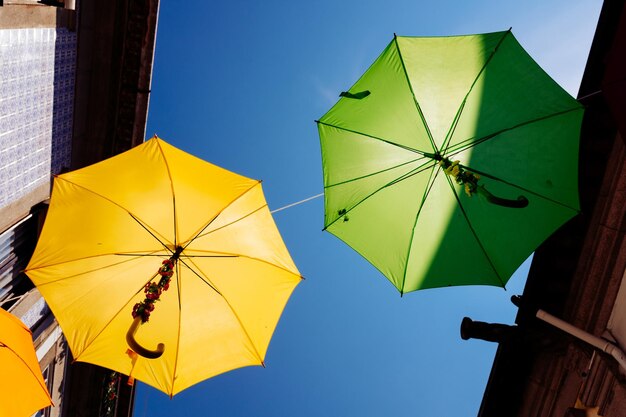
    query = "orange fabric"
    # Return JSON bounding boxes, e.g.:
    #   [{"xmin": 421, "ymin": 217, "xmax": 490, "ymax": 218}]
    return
[{"xmin": 0, "ymin": 308, "xmax": 52, "ymax": 416}]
